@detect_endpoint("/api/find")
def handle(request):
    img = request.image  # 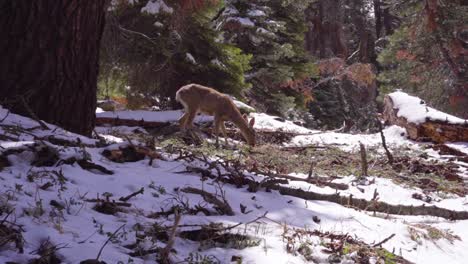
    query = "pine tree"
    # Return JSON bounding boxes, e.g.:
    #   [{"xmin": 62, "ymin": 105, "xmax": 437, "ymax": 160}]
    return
[
  {"xmin": 217, "ymin": 0, "xmax": 317, "ymax": 116},
  {"xmin": 378, "ymin": 0, "xmax": 467, "ymax": 117},
  {"xmin": 100, "ymin": 0, "xmax": 251, "ymax": 108}
]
